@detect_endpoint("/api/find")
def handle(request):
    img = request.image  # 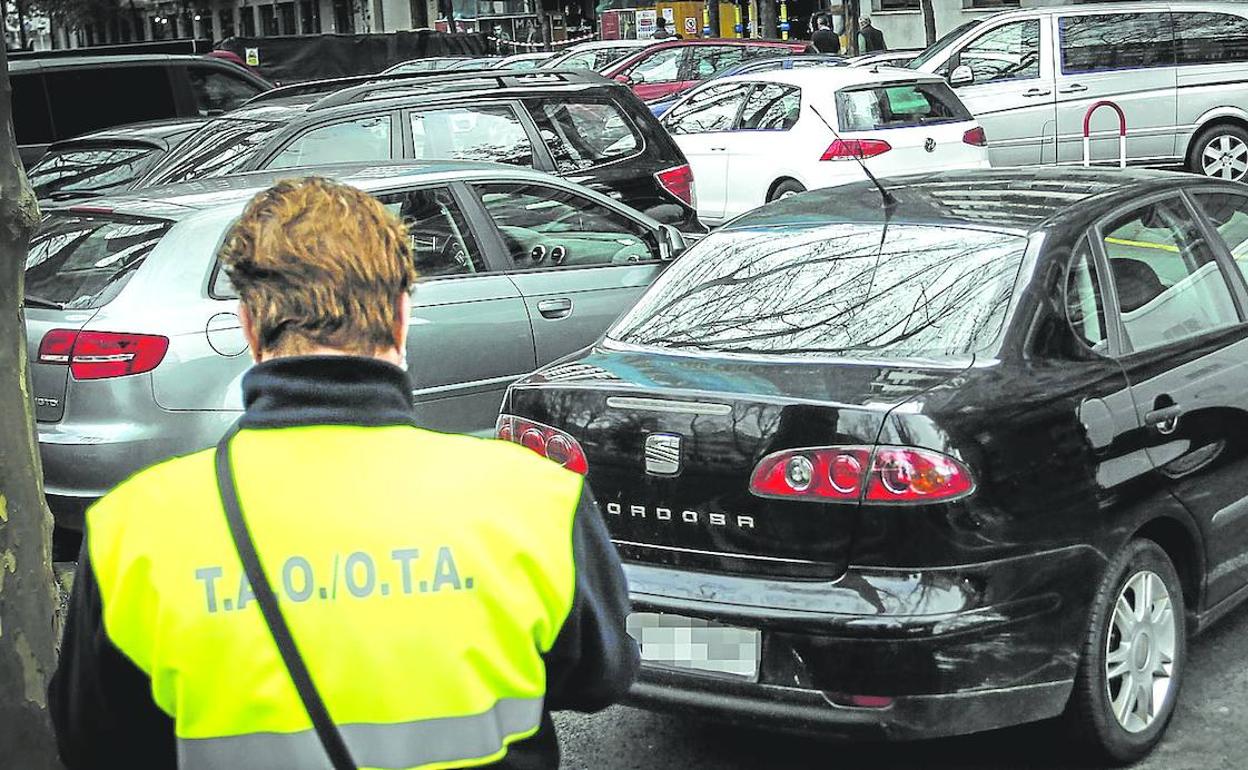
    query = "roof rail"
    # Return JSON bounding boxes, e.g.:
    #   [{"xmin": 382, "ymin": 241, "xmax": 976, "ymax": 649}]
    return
[
  {"xmin": 242, "ymin": 69, "xmax": 453, "ymax": 106},
  {"xmin": 308, "ymin": 69, "xmax": 609, "ymax": 111}
]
